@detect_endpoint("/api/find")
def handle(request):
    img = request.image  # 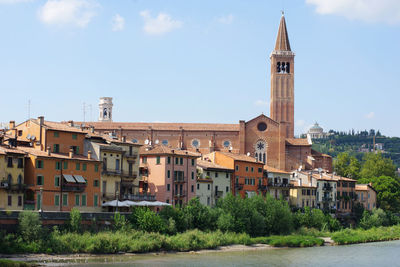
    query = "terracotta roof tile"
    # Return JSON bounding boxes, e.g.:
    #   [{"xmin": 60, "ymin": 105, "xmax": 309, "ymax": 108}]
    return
[
  {"xmin": 264, "ymin": 165, "xmax": 290, "ymax": 174},
  {"xmin": 140, "ymin": 145, "xmax": 201, "ymax": 157},
  {"xmin": 286, "ymin": 138, "xmax": 310, "ymax": 146},
  {"xmin": 197, "ymin": 159, "xmax": 234, "ymax": 171},
  {"xmin": 218, "ymin": 152, "xmax": 263, "ymax": 164},
  {"xmin": 17, "ymin": 146, "xmax": 99, "ymax": 162},
  {"xmin": 0, "ymin": 146, "xmax": 26, "ymax": 155}
]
